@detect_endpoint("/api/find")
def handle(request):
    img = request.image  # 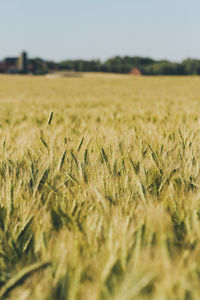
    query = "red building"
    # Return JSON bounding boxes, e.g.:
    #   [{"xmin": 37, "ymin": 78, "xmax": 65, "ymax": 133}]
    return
[
  {"xmin": 129, "ymin": 68, "xmax": 142, "ymax": 76},
  {"xmin": 0, "ymin": 57, "xmax": 18, "ymax": 73},
  {"xmin": 0, "ymin": 53, "xmax": 28, "ymax": 74}
]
